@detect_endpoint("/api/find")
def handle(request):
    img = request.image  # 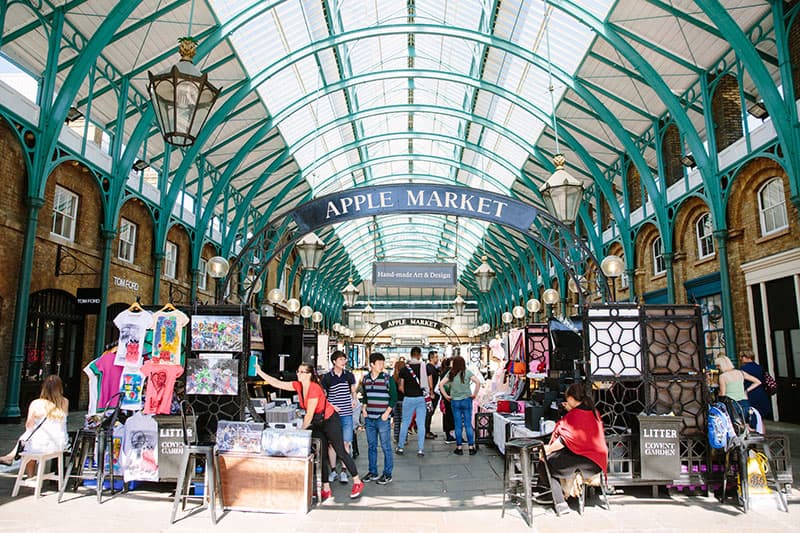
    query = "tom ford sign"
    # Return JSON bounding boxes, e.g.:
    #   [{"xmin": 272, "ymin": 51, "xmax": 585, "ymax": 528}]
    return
[{"xmin": 291, "ymin": 184, "xmax": 539, "ymax": 234}]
